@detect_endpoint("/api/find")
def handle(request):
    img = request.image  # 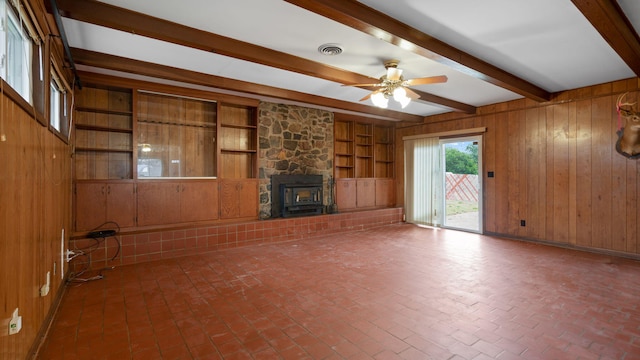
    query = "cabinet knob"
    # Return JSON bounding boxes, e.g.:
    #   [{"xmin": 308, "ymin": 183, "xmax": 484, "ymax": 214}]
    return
[{"xmin": 107, "ymin": 185, "xmax": 111, "ymax": 194}]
